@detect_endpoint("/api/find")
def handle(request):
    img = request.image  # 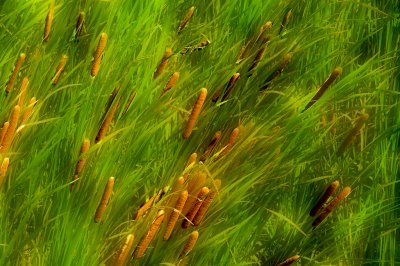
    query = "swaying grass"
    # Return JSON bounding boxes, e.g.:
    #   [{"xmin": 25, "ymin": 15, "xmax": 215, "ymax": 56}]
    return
[{"xmin": 0, "ymin": 0, "xmax": 399, "ymax": 265}]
